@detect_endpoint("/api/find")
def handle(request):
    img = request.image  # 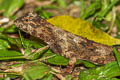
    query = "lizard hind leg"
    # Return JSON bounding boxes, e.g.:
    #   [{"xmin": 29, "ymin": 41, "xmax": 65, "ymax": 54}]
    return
[{"xmin": 65, "ymin": 57, "xmax": 77, "ymax": 74}]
